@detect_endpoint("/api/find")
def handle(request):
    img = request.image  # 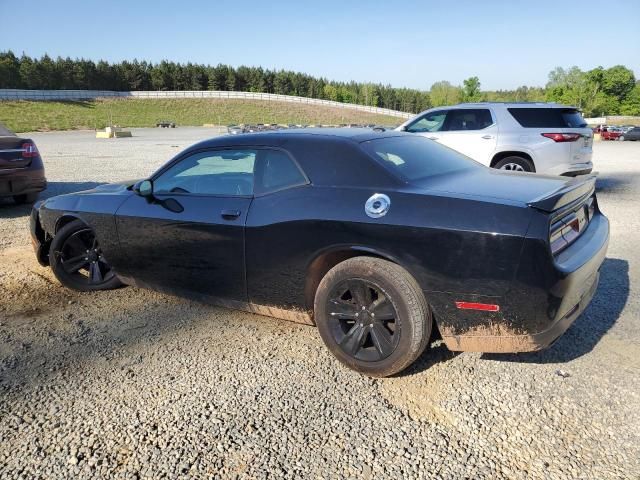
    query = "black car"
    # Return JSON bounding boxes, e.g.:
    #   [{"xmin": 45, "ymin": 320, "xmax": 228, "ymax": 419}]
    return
[
  {"xmin": 1, "ymin": 122, "xmax": 46, "ymax": 204},
  {"xmin": 621, "ymin": 127, "xmax": 640, "ymax": 141},
  {"xmin": 30, "ymin": 129, "xmax": 609, "ymax": 376},
  {"xmin": 156, "ymin": 120, "xmax": 176, "ymax": 128}
]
